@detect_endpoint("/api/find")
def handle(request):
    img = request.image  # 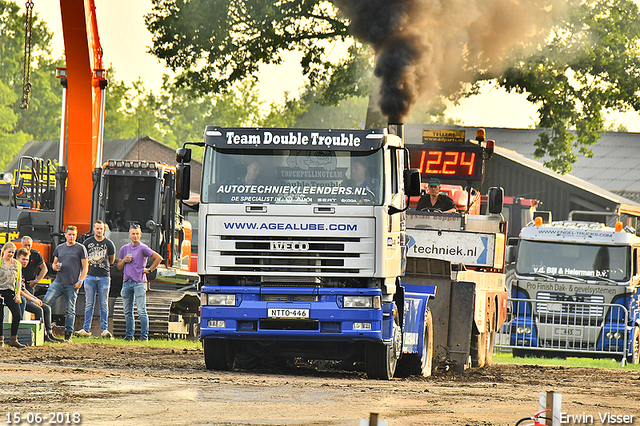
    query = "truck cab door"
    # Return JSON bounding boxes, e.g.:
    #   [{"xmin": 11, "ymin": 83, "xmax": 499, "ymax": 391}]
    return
[{"xmin": 385, "ymin": 147, "xmax": 404, "ymax": 276}]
